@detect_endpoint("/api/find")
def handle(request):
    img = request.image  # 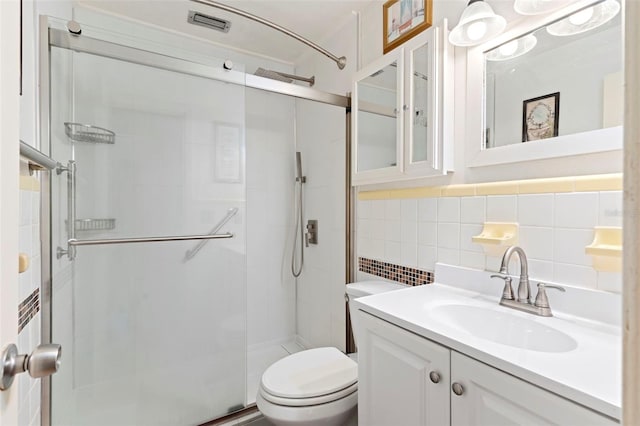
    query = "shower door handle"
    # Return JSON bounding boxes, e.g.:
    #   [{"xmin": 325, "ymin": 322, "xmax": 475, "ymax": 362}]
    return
[{"xmin": 56, "ymin": 160, "xmax": 77, "ymax": 260}]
